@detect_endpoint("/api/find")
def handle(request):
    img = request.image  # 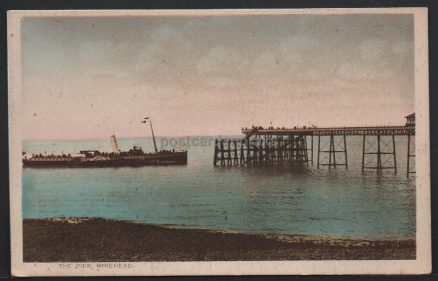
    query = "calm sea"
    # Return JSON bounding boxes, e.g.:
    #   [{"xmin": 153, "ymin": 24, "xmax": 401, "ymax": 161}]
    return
[{"xmin": 22, "ymin": 135, "xmax": 415, "ymax": 239}]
